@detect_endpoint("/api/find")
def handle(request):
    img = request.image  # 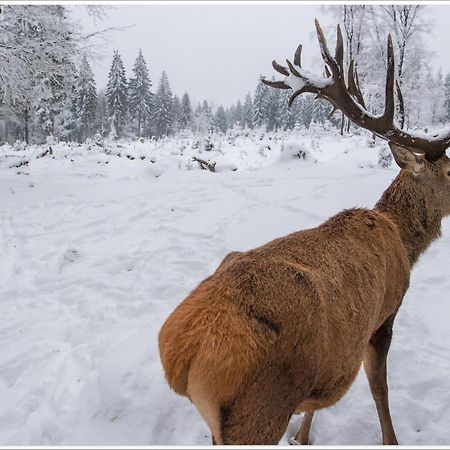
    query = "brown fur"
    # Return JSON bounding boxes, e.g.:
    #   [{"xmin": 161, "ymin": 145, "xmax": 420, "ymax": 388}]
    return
[{"xmin": 158, "ymin": 153, "xmax": 450, "ymax": 445}]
